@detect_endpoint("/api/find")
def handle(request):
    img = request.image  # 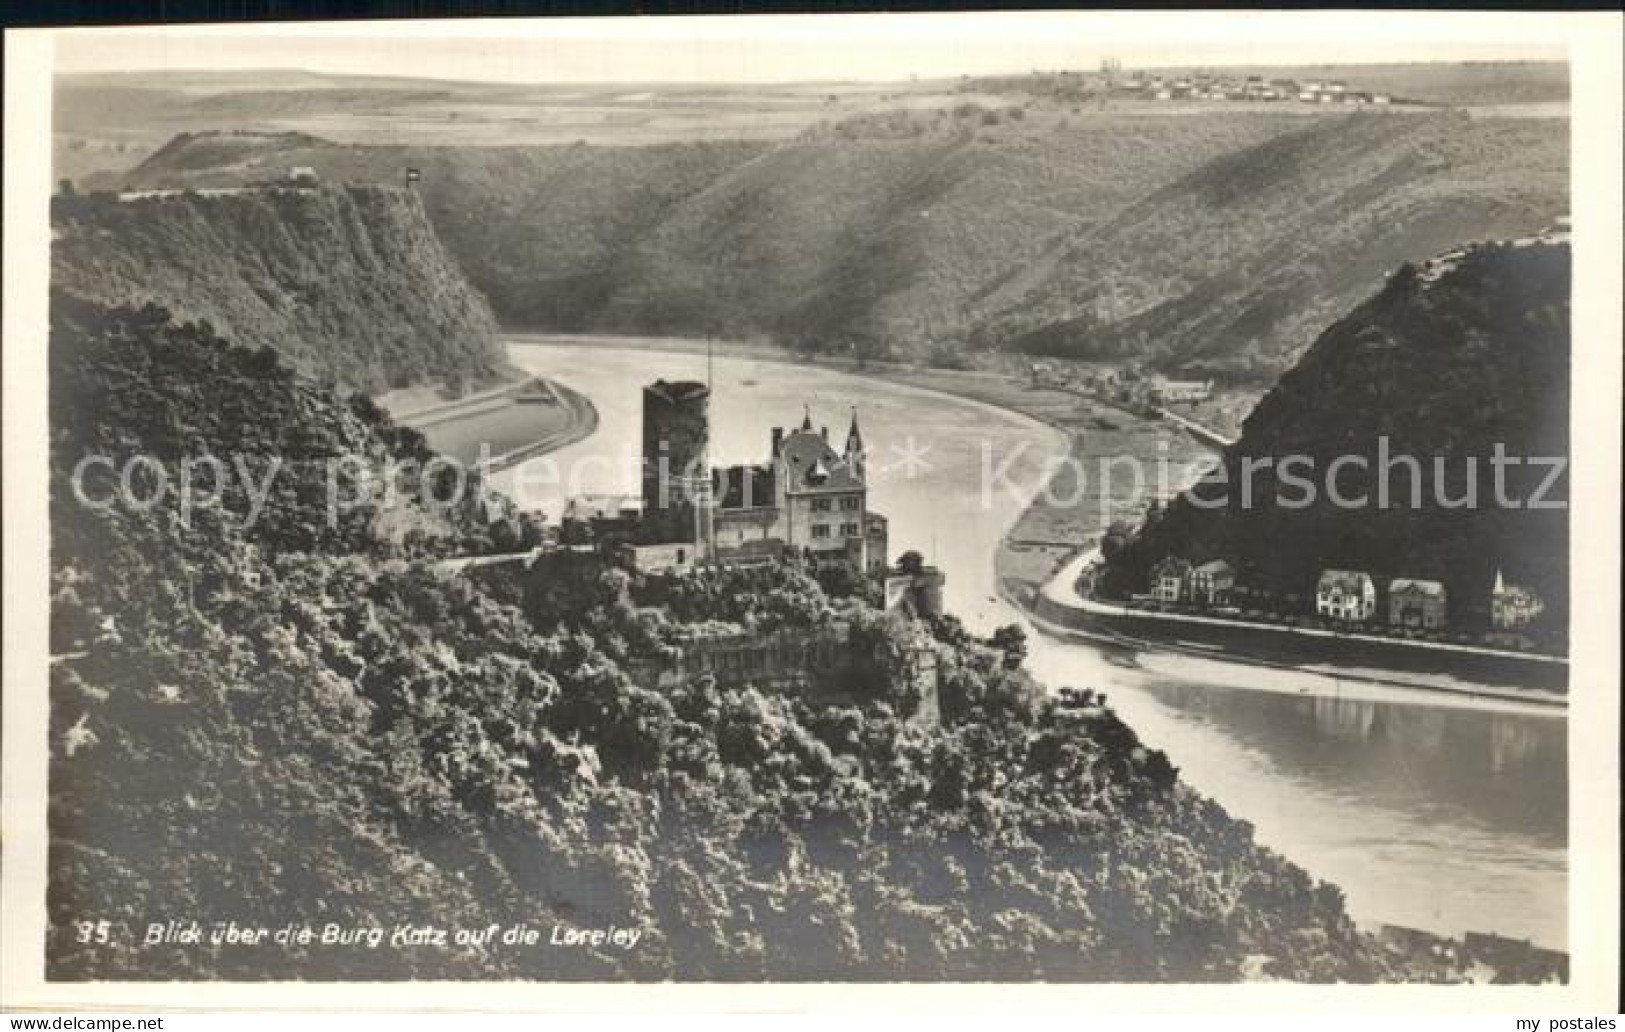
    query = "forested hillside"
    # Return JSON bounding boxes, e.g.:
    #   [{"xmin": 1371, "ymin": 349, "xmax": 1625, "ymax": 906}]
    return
[
  {"xmin": 51, "ymin": 183, "xmax": 505, "ymax": 392},
  {"xmin": 998, "ymin": 112, "xmax": 1568, "ymax": 378},
  {"xmin": 49, "ymin": 297, "xmax": 1393, "ymax": 981},
  {"xmin": 1097, "ymin": 241, "xmax": 1569, "ymax": 640},
  {"xmin": 594, "ymin": 113, "xmax": 1304, "ymax": 351},
  {"xmin": 119, "ymin": 110, "xmax": 1567, "ymax": 381}
]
